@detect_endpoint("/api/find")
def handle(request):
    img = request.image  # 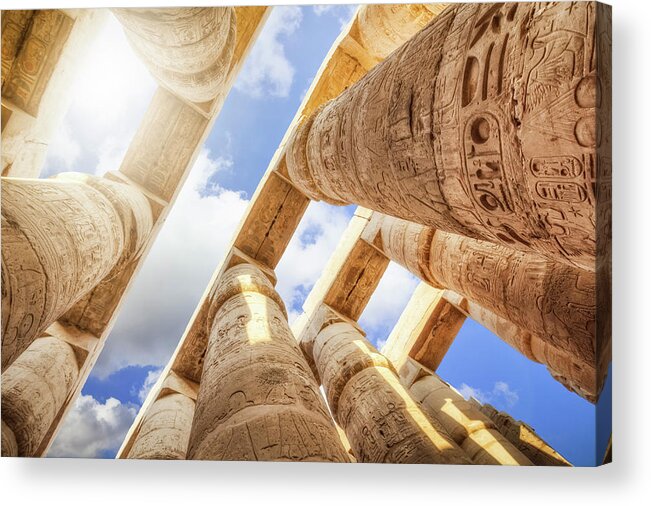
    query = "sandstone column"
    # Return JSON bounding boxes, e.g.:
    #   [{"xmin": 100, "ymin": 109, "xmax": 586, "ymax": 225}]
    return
[
  {"xmin": 1, "ymin": 336, "xmax": 79, "ymax": 456},
  {"xmin": 126, "ymin": 393, "xmax": 195, "ymax": 460},
  {"xmin": 311, "ymin": 321, "xmax": 470, "ymax": 464},
  {"xmin": 408, "ymin": 373, "xmax": 532, "ymax": 465},
  {"xmin": 286, "ymin": 2, "xmax": 610, "ymax": 271},
  {"xmin": 186, "ymin": 264, "xmax": 349, "ymax": 461},
  {"xmin": 1, "ymin": 173, "xmax": 153, "ymax": 370},
  {"xmin": 112, "ymin": 7, "xmax": 236, "ymax": 103},
  {"xmin": 375, "ymin": 214, "xmax": 598, "ymax": 393},
  {"xmin": 444, "ymin": 291, "xmax": 599, "ymax": 402},
  {"xmin": 473, "ymin": 401, "xmax": 571, "ymax": 466}
]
